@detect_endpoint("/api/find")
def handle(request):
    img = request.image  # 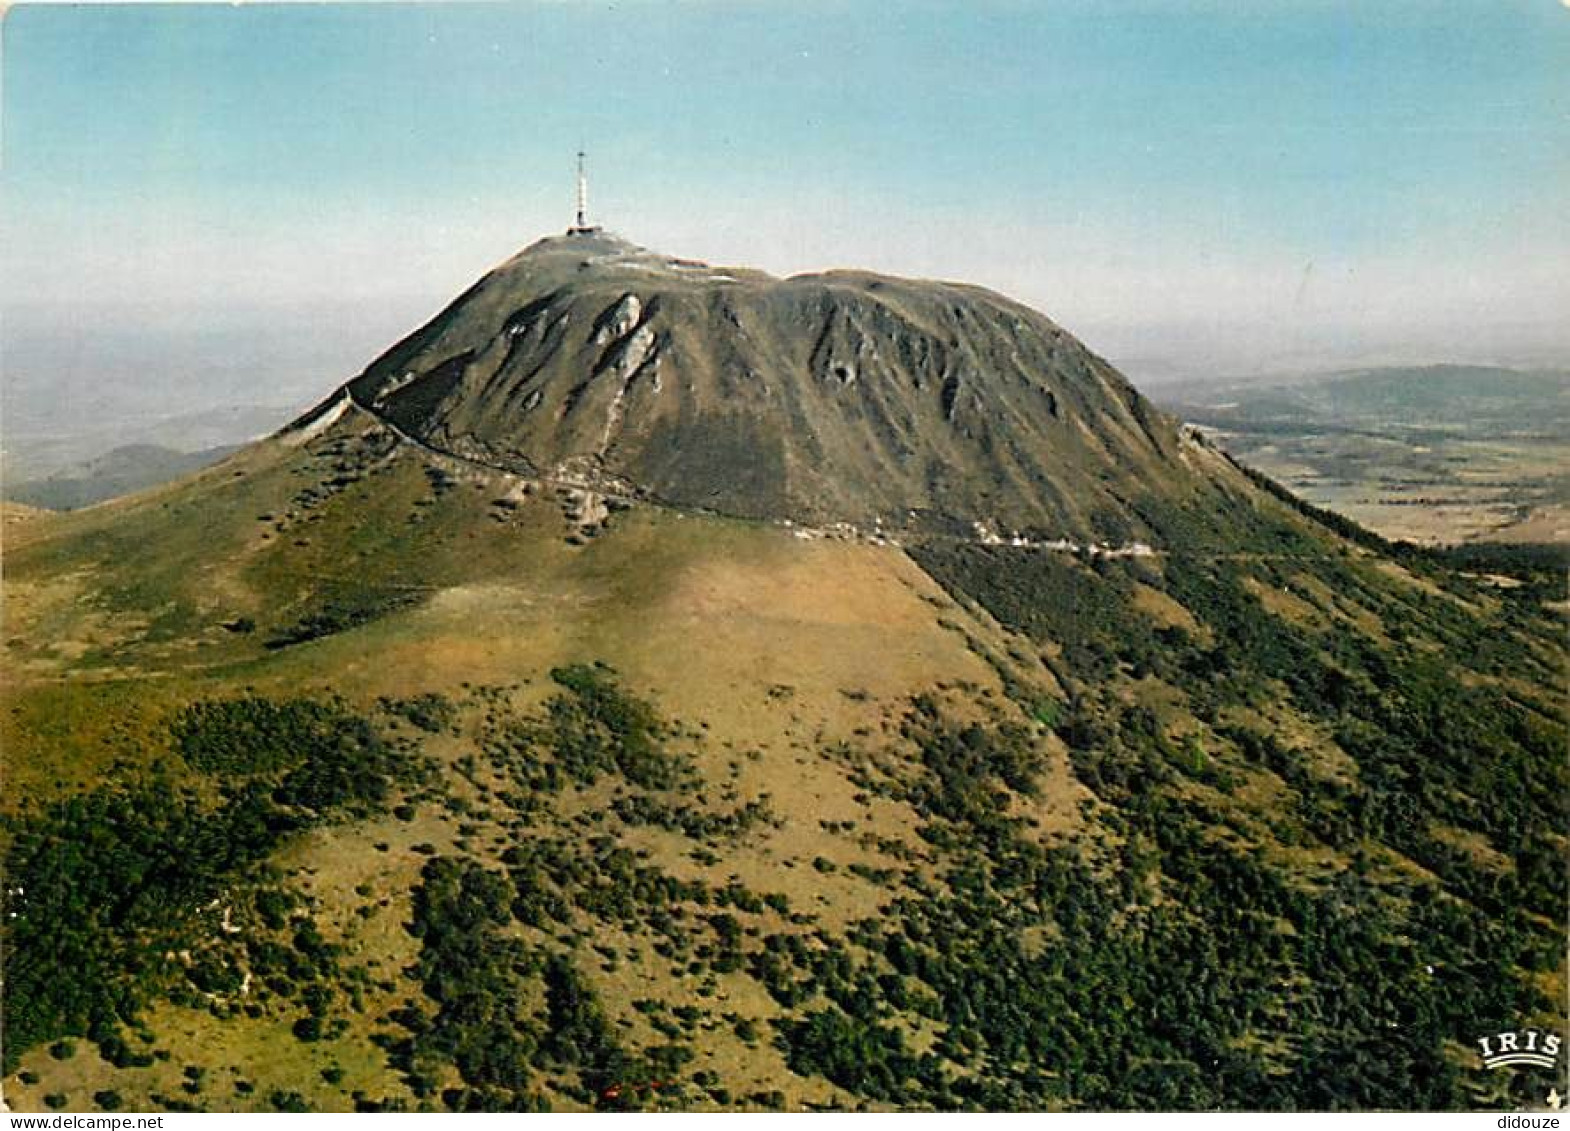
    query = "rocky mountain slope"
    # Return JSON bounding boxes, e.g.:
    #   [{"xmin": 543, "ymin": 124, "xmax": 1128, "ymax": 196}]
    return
[
  {"xmin": 1, "ymin": 233, "xmax": 1563, "ymax": 1114},
  {"xmin": 327, "ymin": 233, "xmax": 1189, "ymax": 541}
]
